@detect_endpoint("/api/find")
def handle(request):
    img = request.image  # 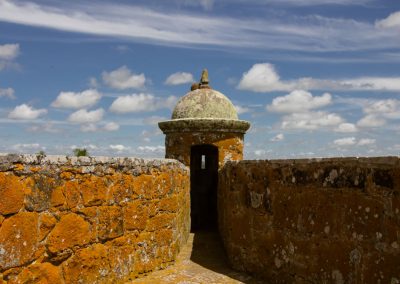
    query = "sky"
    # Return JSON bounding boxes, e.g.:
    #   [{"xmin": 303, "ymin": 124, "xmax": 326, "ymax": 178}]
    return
[{"xmin": 0, "ymin": 0, "xmax": 399, "ymax": 159}]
